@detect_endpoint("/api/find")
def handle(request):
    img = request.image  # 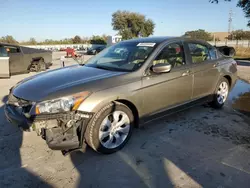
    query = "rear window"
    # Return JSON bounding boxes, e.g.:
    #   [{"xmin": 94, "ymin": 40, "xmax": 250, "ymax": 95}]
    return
[
  {"xmin": 4, "ymin": 45, "xmax": 20, "ymax": 53},
  {"xmin": 209, "ymin": 47, "xmax": 218, "ymax": 60},
  {"xmin": 188, "ymin": 43, "xmax": 210, "ymax": 63}
]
